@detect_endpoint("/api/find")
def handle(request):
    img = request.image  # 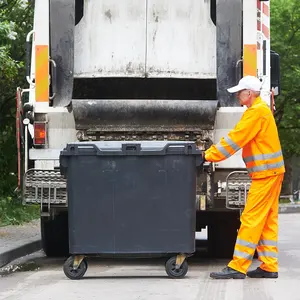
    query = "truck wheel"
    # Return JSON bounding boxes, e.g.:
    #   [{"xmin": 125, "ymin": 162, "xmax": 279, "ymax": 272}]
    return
[
  {"xmin": 63, "ymin": 256, "xmax": 87, "ymax": 280},
  {"xmin": 165, "ymin": 256, "xmax": 188, "ymax": 279},
  {"xmin": 41, "ymin": 213, "xmax": 69, "ymax": 257}
]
